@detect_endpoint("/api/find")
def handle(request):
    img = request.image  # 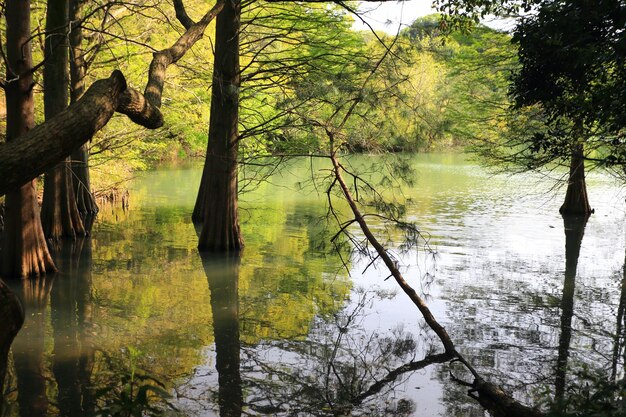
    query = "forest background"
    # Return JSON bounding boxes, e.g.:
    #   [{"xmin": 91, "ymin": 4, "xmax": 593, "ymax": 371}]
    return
[
  {"xmin": 1, "ymin": 1, "xmax": 625, "ymax": 415},
  {"xmin": 0, "ymin": 0, "xmax": 513, "ymax": 194}
]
